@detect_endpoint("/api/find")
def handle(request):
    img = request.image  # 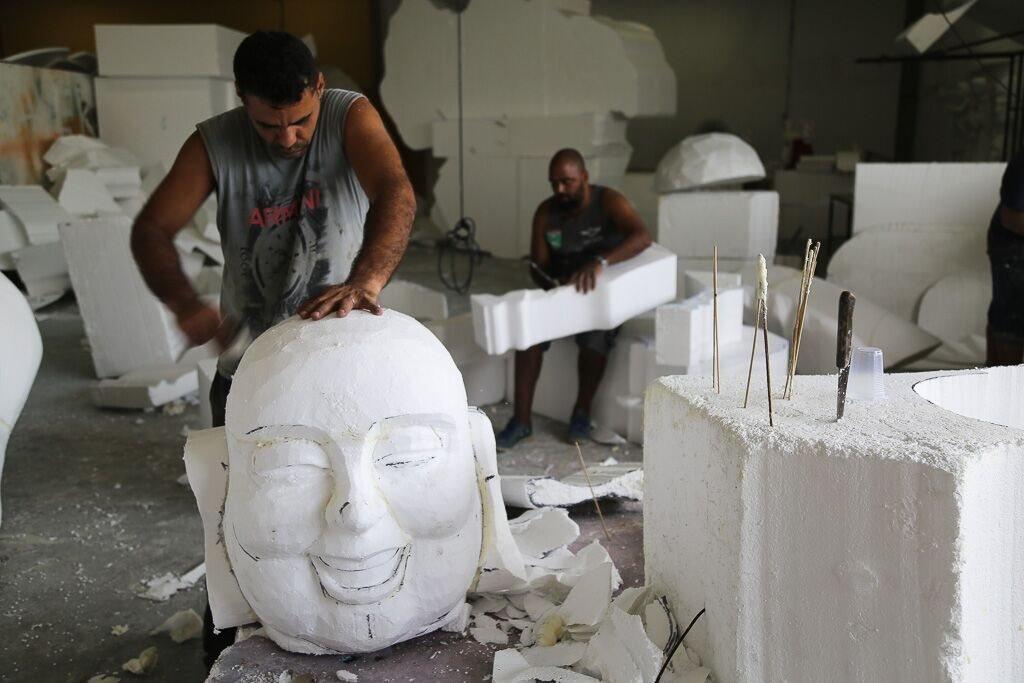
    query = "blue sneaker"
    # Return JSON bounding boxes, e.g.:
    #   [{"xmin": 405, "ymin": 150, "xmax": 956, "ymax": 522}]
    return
[
  {"xmin": 496, "ymin": 419, "xmax": 532, "ymax": 450},
  {"xmin": 567, "ymin": 410, "xmax": 592, "ymax": 444}
]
